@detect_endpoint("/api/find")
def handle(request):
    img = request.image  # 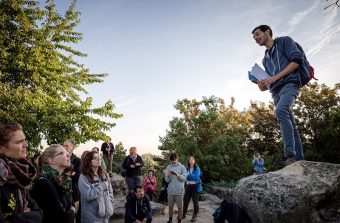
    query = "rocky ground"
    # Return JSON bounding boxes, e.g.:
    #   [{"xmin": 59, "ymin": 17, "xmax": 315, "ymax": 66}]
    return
[{"xmin": 110, "ymin": 193, "xmax": 222, "ymax": 223}]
